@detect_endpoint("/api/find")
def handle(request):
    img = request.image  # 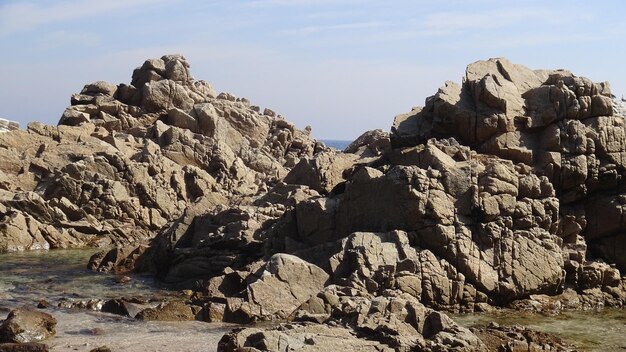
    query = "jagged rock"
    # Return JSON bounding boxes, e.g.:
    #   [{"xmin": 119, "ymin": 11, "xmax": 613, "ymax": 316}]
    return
[
  {"xmin": 135, "ymin": 301, "xmax": 197, "ymax": 321},
  {"xmin": 225, "ymin": 289, "xmax": 485, "ymax": 351},
  {"xmin": 0, "ymin": 308, "xmax": 56, "ymax": 343},
  {"xmin": 390, "ymin": 59, "xmax": 626, "ymax": 280},
  {"xmin": 284, "ymin": 151, "xmax": 359, "ymax": 194},
  {"xmin": 344, "ymin": 129, "xmax": 391, "ymax": 157},
  {"xmin": 87, "ymin": 245, "xmax": 151, "ymax": 273},
  {"xmin": 0, "ymin": 55, "xmax": 321, "ymax": 254},
  {"xmin": 245, "ymin": 254, "xmax": 329, "ymax": 320},
  {"xmin": 100, "ymin": 298, "xmax": 156, "ymax": 318},
  {"xmin": 3, "ymin": 56, "xmax": 625, "ymax": 351}
]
